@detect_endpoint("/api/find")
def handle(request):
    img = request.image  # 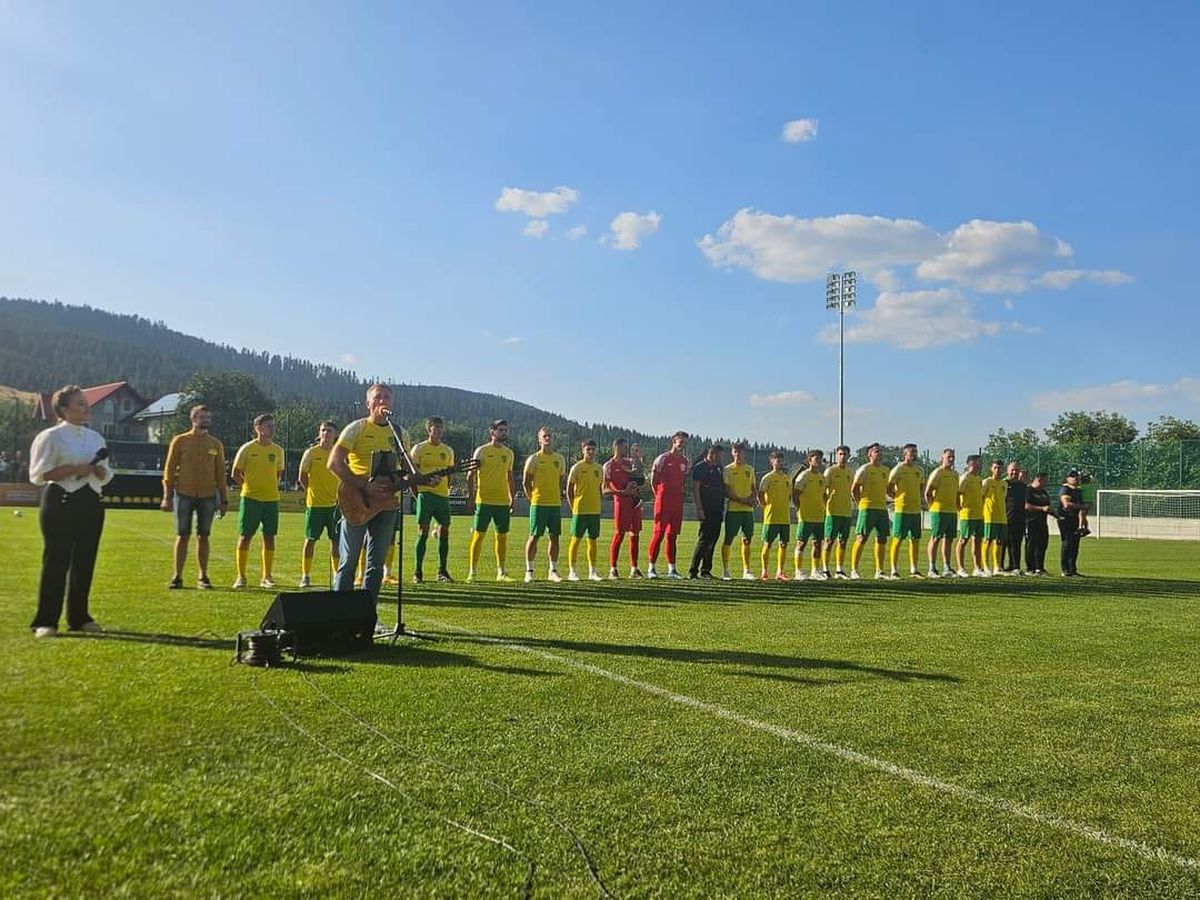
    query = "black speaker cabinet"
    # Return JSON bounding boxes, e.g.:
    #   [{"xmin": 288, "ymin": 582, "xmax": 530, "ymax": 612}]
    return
[{"xmin": 260, "ymin": 590, "xmax": 377, "ymax": 656}]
